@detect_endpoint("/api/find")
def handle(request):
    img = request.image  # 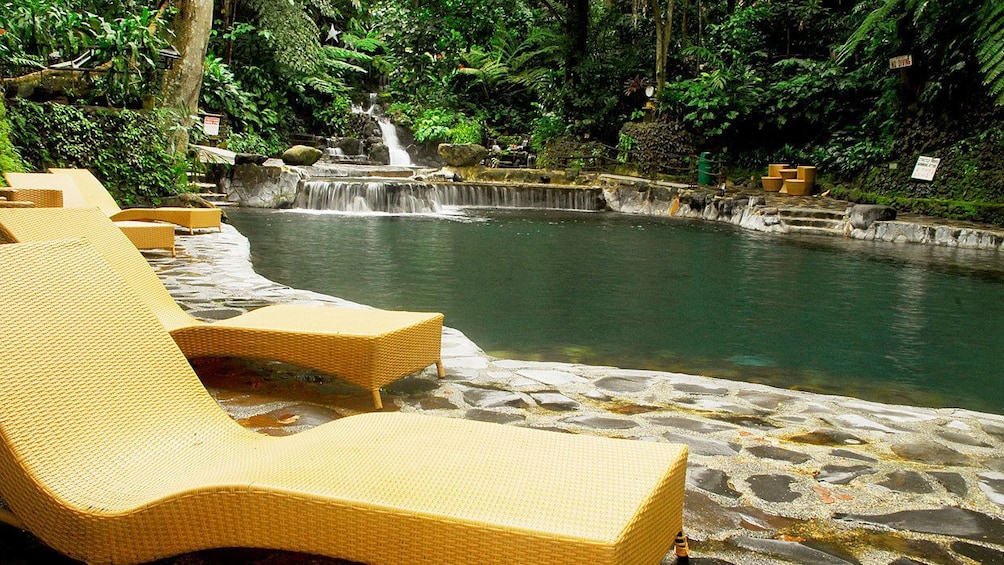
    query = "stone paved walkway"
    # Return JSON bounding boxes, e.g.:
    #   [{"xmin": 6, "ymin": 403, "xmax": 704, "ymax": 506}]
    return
[{"xmin": 5, "ymin": 221, "xmax": 1002, "ymax": 564}]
